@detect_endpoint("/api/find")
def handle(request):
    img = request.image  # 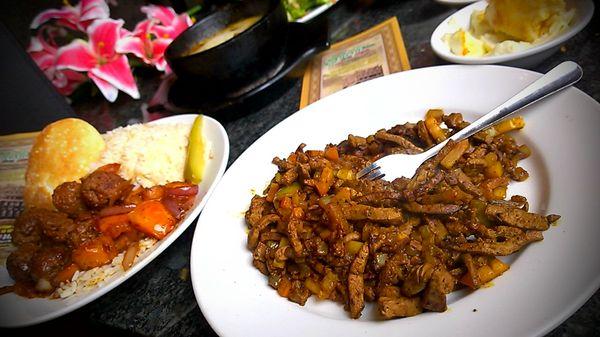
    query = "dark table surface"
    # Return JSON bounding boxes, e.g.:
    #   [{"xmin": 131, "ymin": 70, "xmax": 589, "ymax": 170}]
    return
[{"xmin": 5, "ymin": 0, "xmax": 600, "ymax": 336}]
